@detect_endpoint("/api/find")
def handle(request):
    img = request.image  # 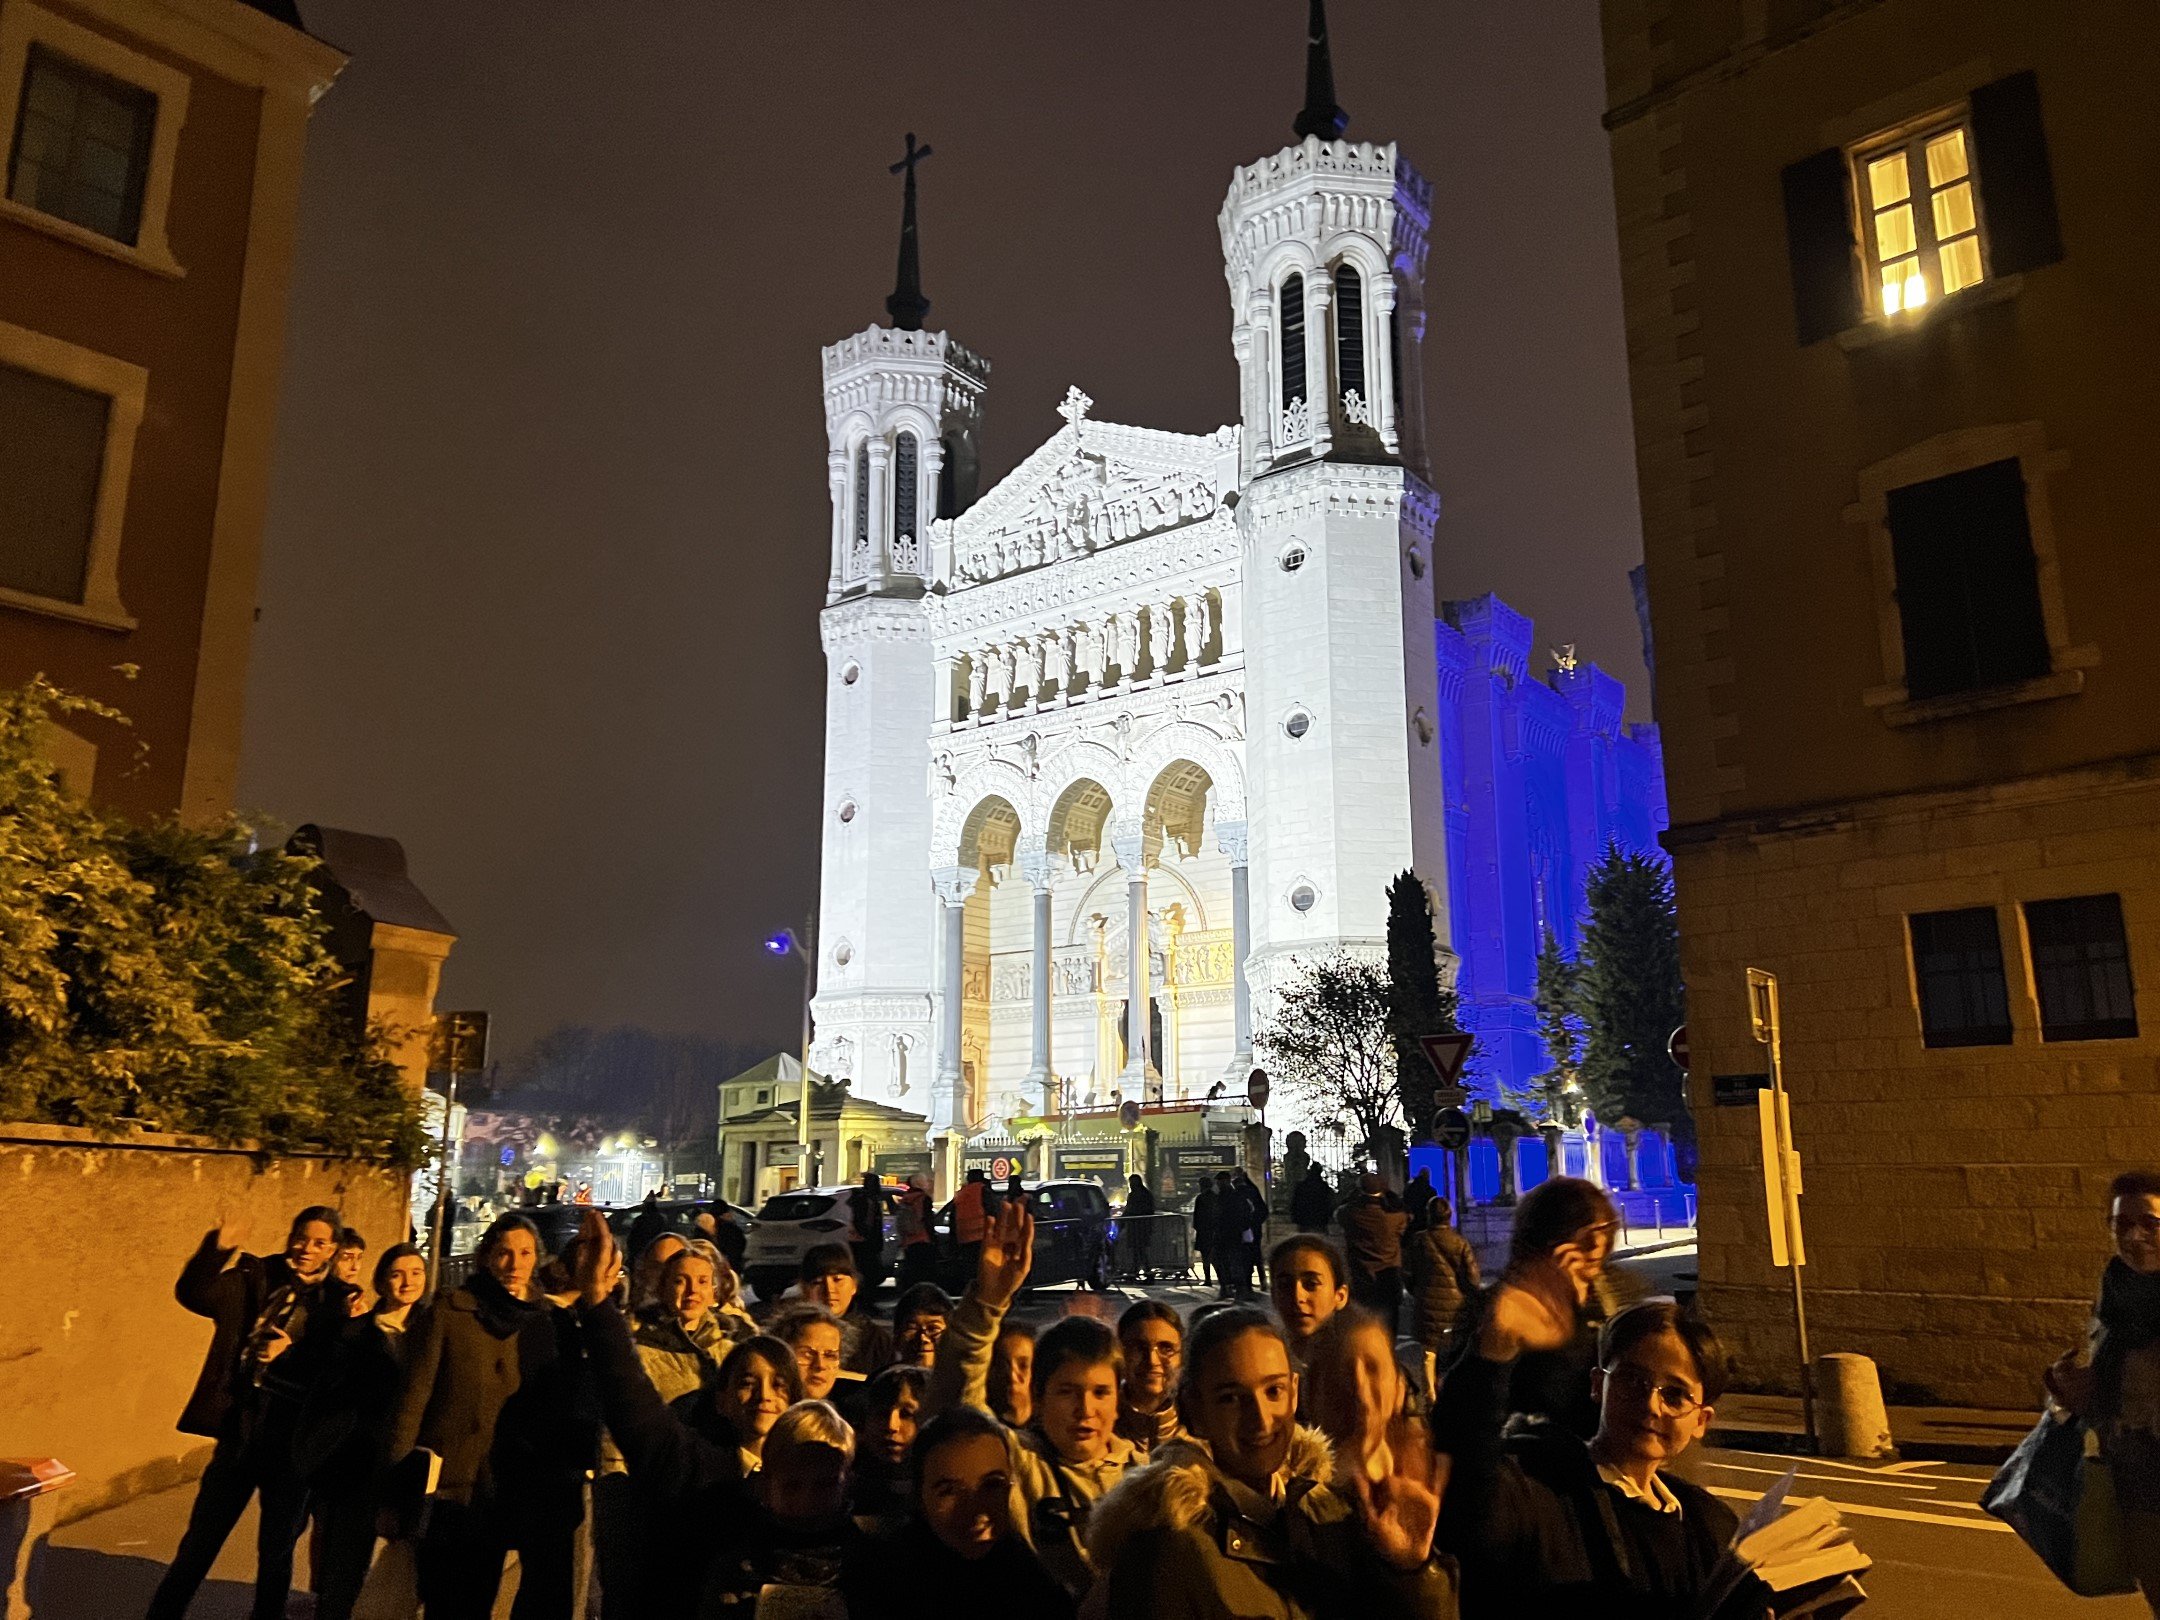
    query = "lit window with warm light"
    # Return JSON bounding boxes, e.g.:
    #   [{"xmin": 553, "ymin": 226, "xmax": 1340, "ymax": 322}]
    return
[{"xmin": 1860, "ymin": 122, "xmax": 1986, "ymax": 317}]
